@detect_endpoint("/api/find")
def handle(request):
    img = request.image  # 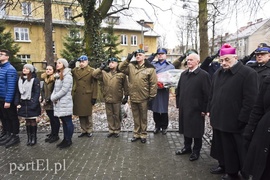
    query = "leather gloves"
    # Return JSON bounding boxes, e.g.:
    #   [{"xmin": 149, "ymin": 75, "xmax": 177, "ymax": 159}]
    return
[
  {"xmin": 99, "ymin": 62, "xmax": 107, "ymax": 70},
  {"xmin": 91, "ymin": 99, "xmax": 96, "ymax": 105},
  {"xmin": 121, "ymin": 95, "xmax": 128, "ymax": 104},
  {"xmin": 177, "ymin": 54, "xmax": 186, "ymax": 62},
  {"xmin": 126, "ymin": 52, "xmax": 135, "ymax": 61}
]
